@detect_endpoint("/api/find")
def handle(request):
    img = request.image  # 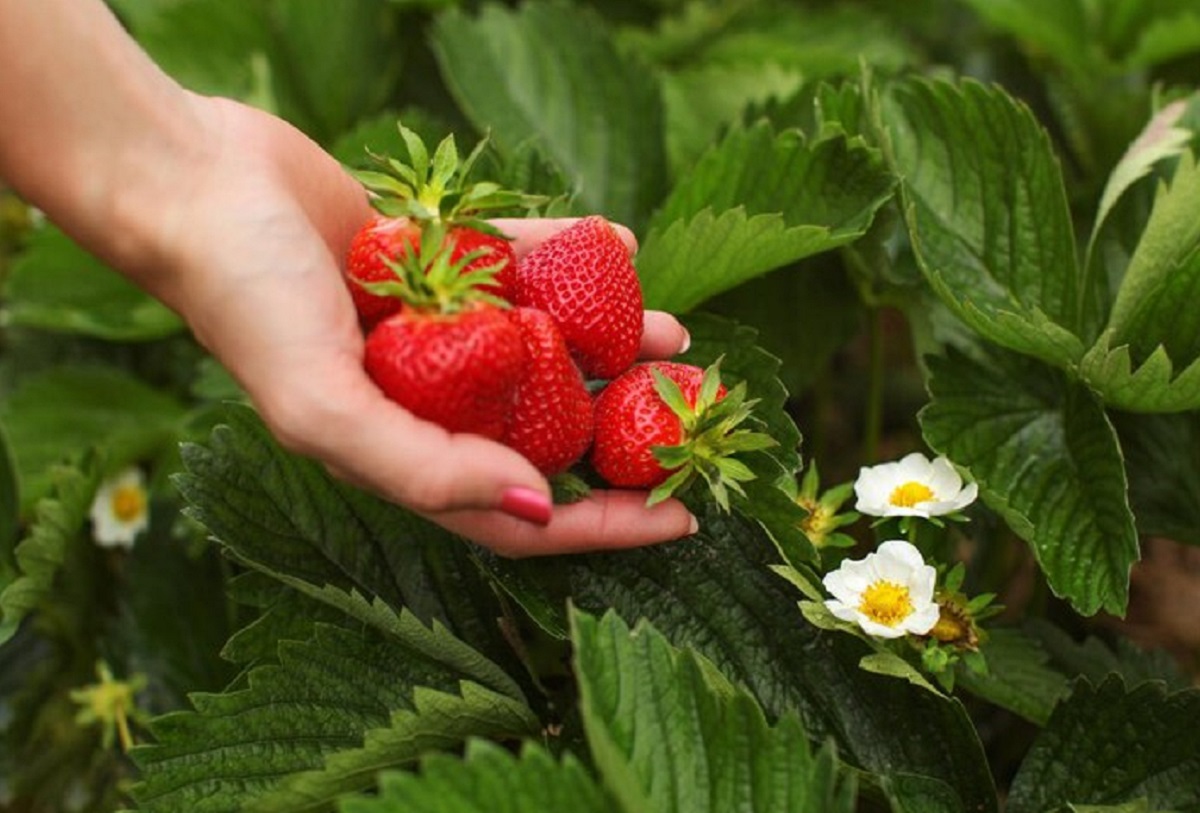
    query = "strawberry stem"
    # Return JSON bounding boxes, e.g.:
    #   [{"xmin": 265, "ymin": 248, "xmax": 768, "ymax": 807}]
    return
[{"xmin": 352, "ymin": 122, "xmax": 546, "ymax": 224}]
